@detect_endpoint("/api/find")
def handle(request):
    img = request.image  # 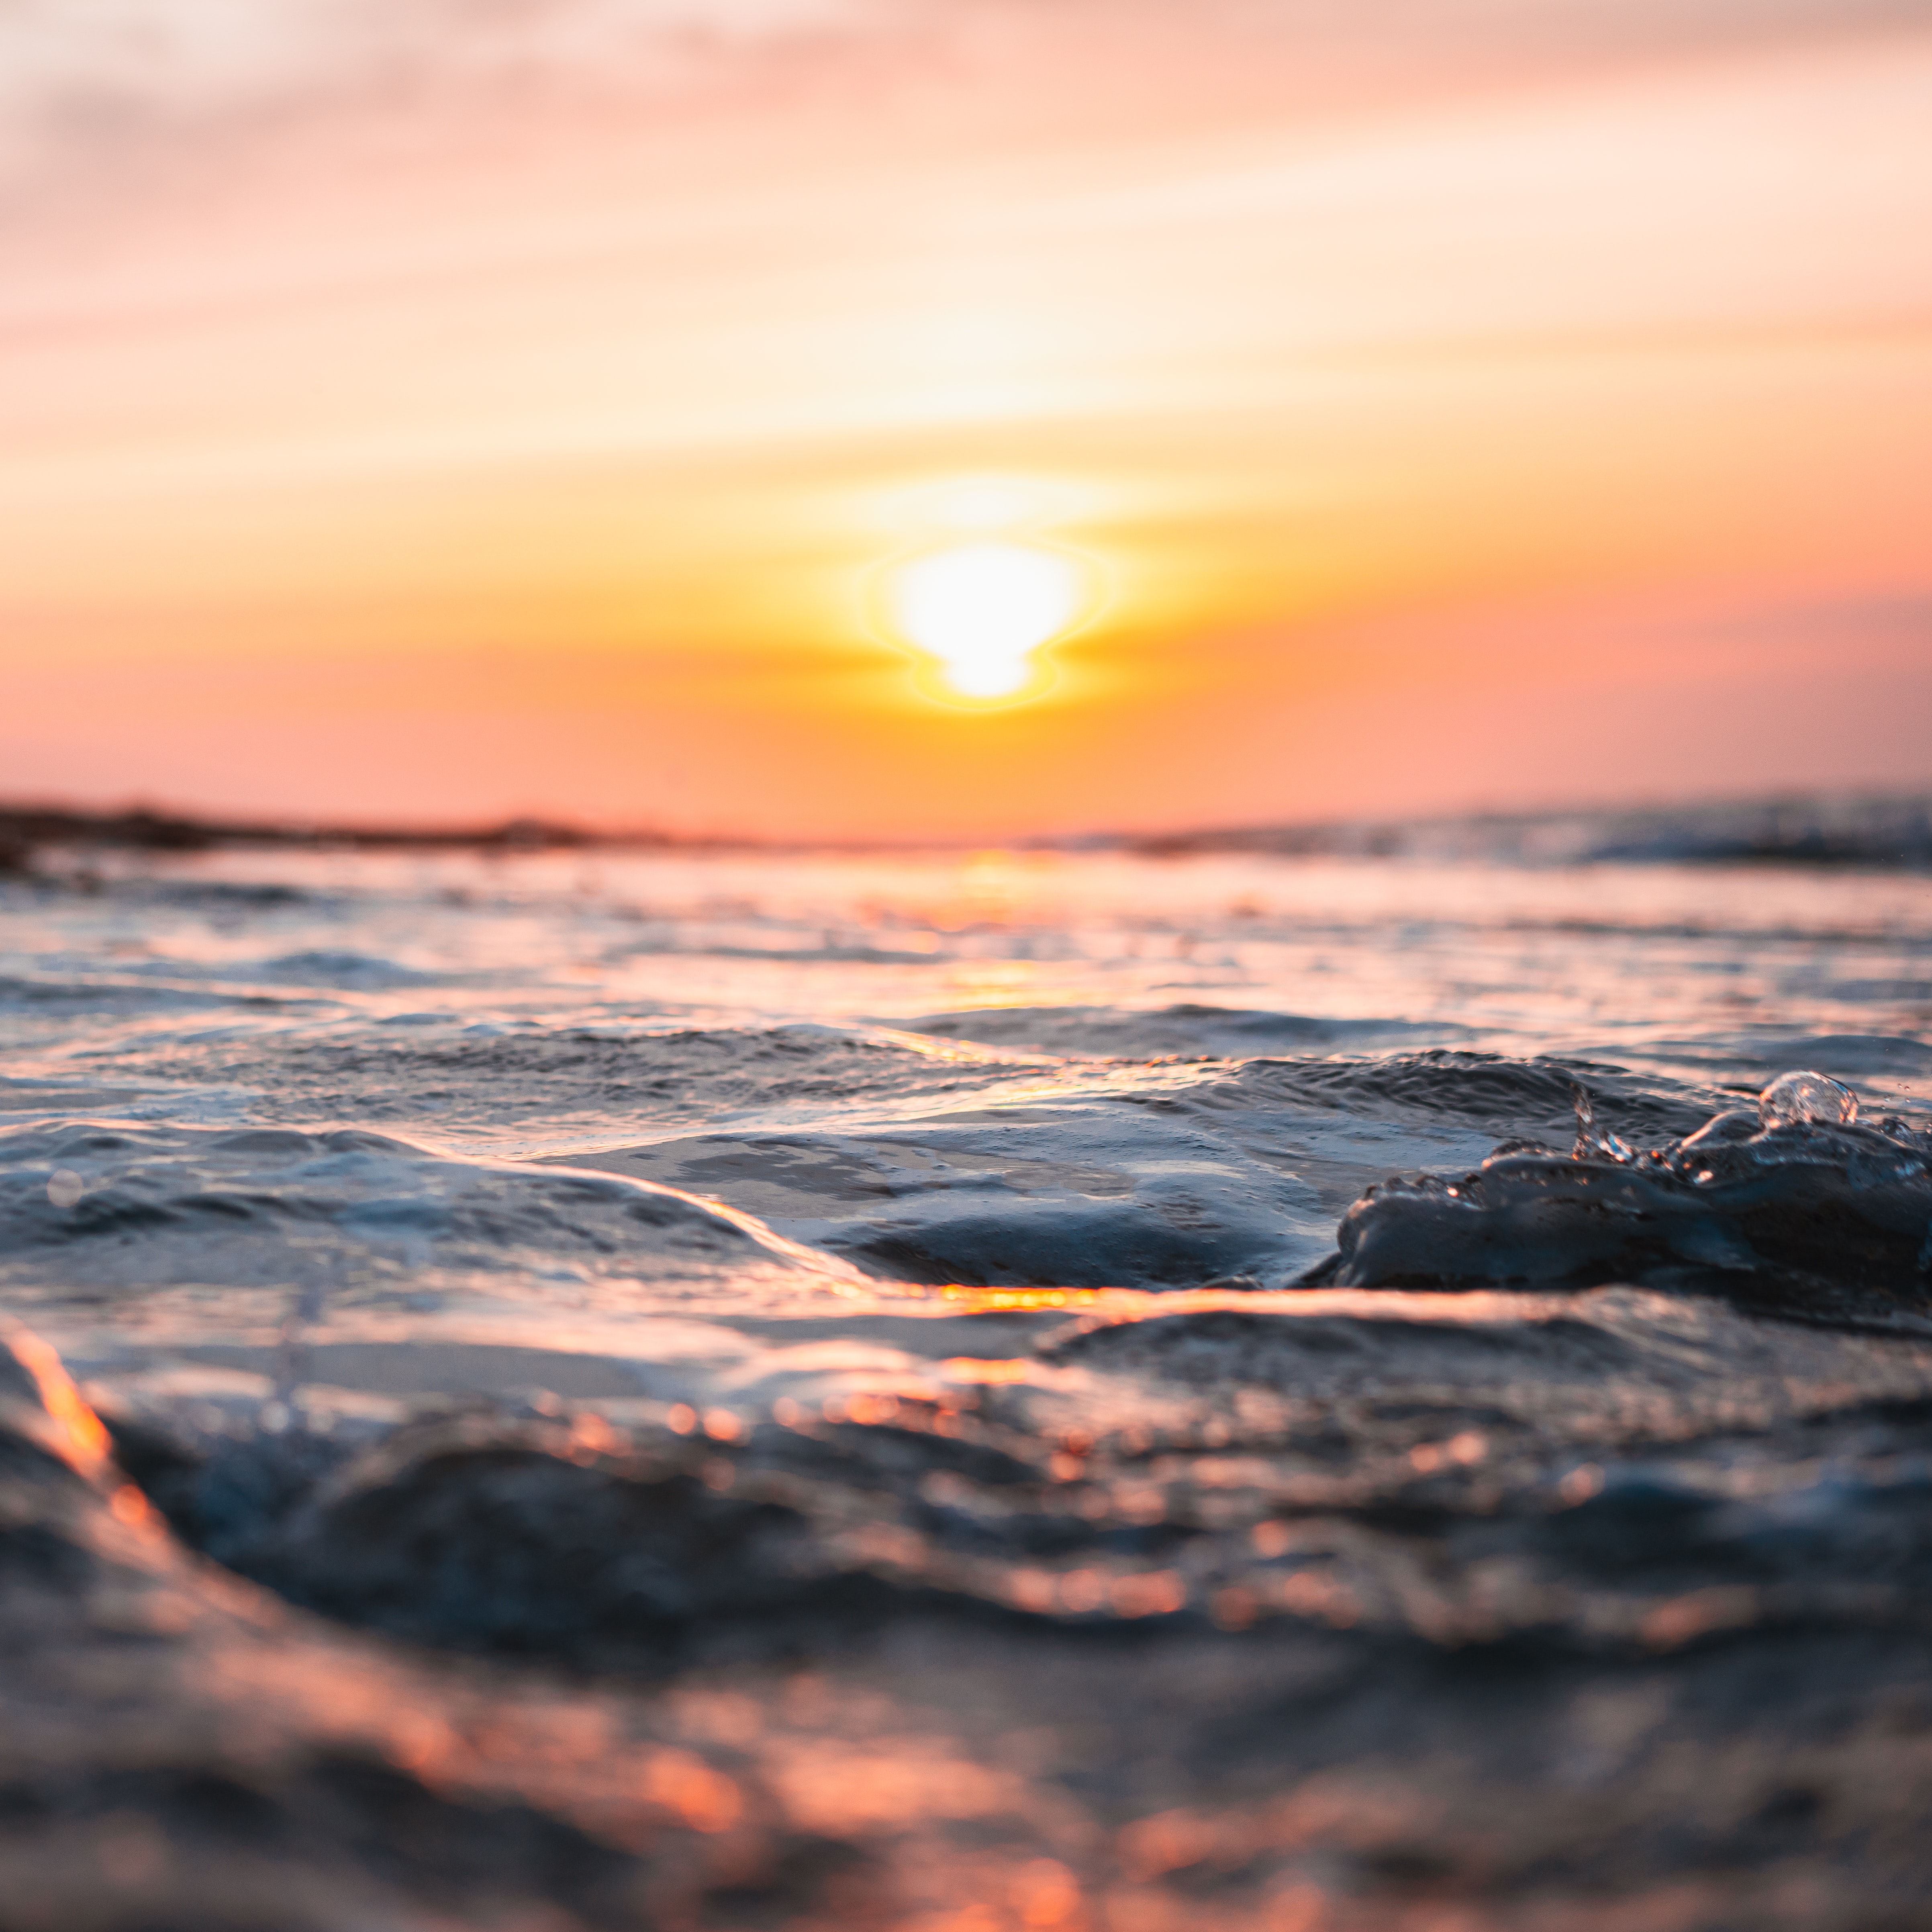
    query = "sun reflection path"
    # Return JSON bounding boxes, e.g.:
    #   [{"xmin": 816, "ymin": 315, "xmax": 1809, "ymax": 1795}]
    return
[{"xmin": 888, "ymin": 541, "xmax": 1085, "ymax": 698}]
